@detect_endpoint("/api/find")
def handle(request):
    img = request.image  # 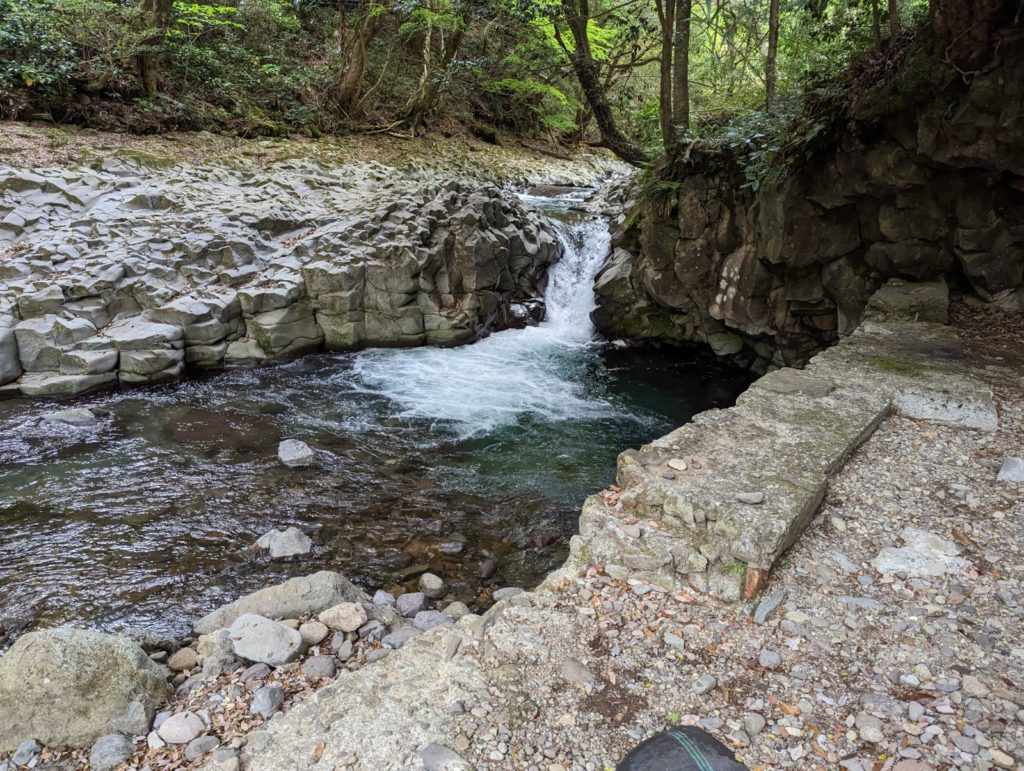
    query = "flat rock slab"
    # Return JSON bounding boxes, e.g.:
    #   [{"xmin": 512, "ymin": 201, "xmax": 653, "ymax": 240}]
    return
[
  {"xmin": 558, "ymin": 280, "xmax": 997, "ymax": 600},
  {"xmin": 871, "ymin": 527, "xmax": 970, "ymax": 577}
]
